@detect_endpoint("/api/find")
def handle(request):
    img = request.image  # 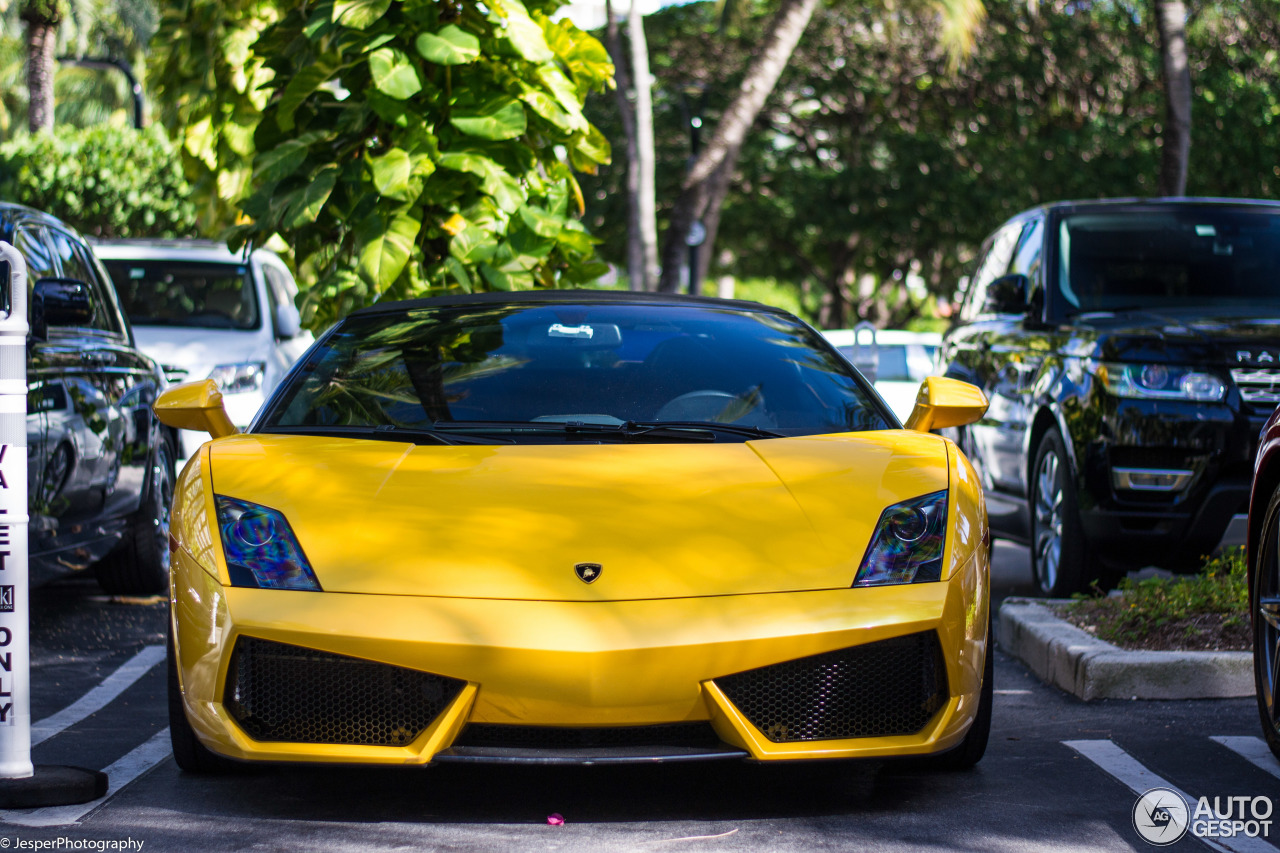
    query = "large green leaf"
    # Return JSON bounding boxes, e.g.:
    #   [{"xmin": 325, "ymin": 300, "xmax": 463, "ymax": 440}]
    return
[
  {"xmin": 518, "ymin": 86, "xmax": 585, "ymax": 134},
  {"xmin": 356, "ymin": 211, "xmax": 421, "ymax": 291},
  {"xmin": 277, "ymin": 55, "xmax": 344, "ymax": 132},
  {"xmin": 253, "ymin": 131, "xmax": 331, "ymax": 183},
  {"xmin": 488, "ymin": 0, "xmax": 553, "ymax": 63},
  {"xmin": 281, "ymin": 166, "xmax": 339, "ymax": 228},
  {"xmin": 369, "ymin": 48, "xmax": 423, "ymax": 100},
  {"xmin": 438, "ymin": 150, "xmax": 528, "ymax": 212},
  {"xmin": 517, "ymin": 204, "xmax": 565, "ymax": 238},
  {"xmin": 367, "ymin": 147, "xmax": 436, "ymax": 202},
  {"xmin": 449, "ymin": 224, "xmax": 498, "ymax": 264},
  {"xmin": 415, "ymin": 25, "xmax": 480, "ymax": 65},
  {"xmin": 451, "ymin": 98, "xmax": 528, "ymax": 141},
  {"xmin": 333, "ymin": 0, "xmax": 391, "ymax": 28}
]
